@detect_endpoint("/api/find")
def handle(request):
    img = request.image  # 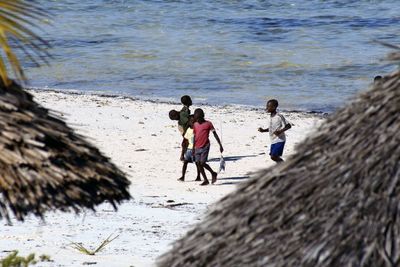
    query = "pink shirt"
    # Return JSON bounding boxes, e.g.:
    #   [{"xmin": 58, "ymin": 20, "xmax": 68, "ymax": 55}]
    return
[{"xmin": 193, "ymin": 121, "xmax": 214, "ymax": 149}]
